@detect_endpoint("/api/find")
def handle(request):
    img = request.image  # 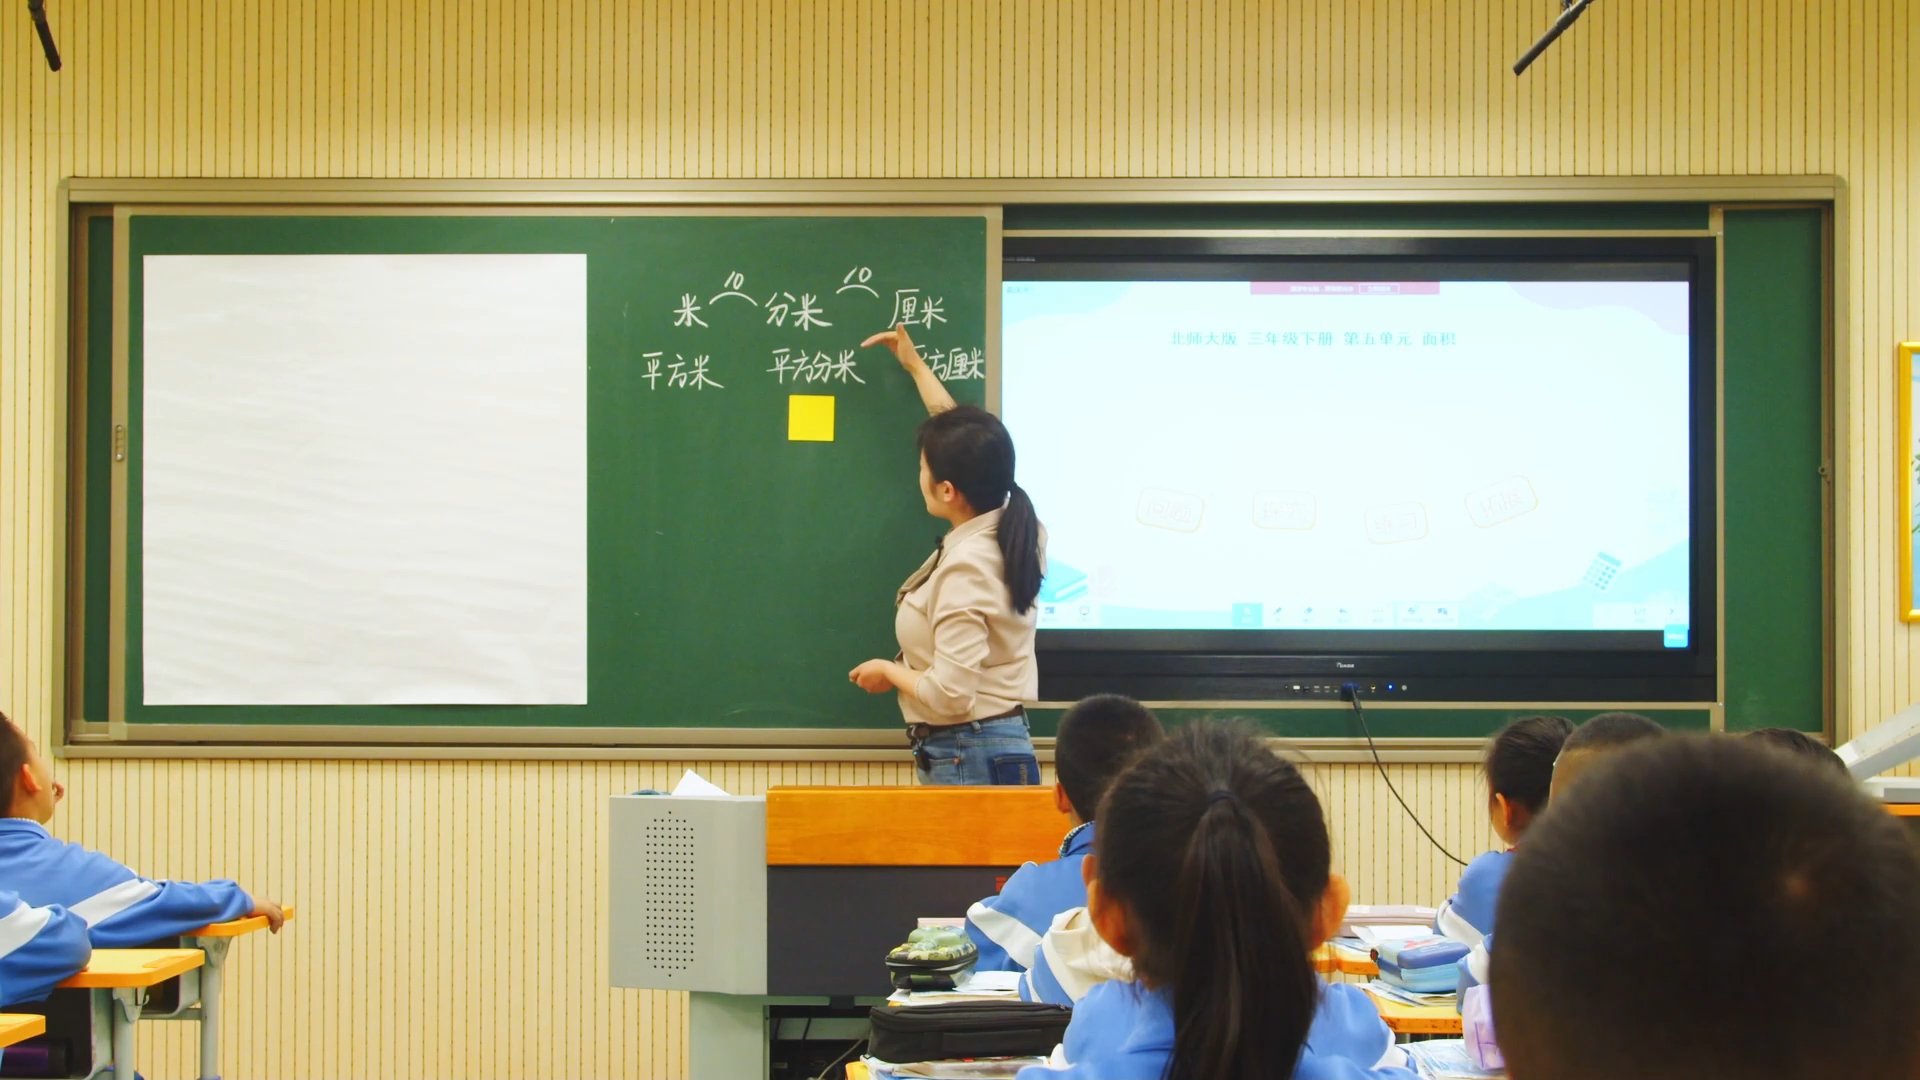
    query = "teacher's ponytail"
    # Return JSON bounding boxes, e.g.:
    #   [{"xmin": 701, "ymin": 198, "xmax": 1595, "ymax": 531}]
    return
[
  {"xmin": 999, "ymin": 482, "xmax": 1043, "ymax": 614},
  {"xmin": 916, "ymin": 406, "xmax": 1044, "ymax": 614}
]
